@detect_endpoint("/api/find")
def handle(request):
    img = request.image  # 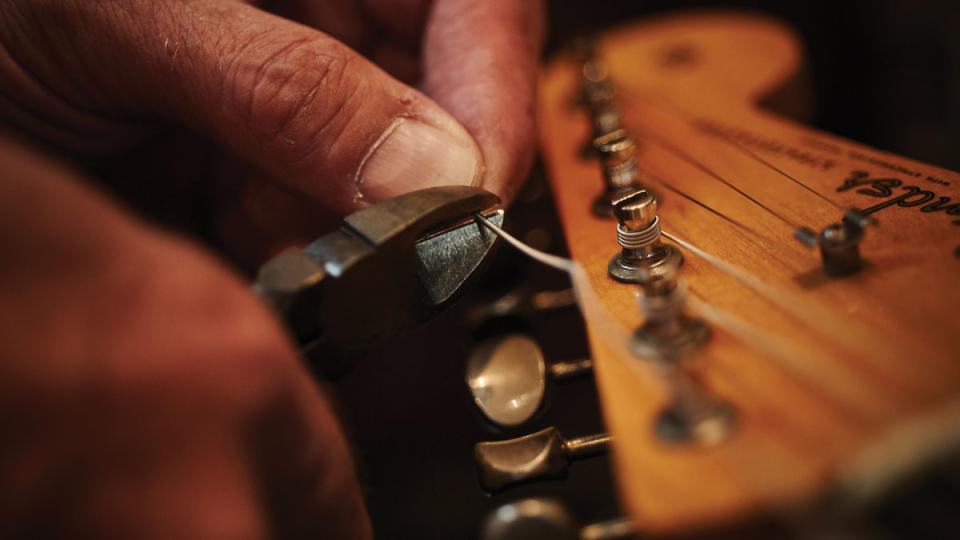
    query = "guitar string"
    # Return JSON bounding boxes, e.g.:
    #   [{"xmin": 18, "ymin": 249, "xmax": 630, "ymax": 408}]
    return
[
  {"xmin": 637, "ymin": 167, "xmax": 779, "ymax": 251},
  {"xmin": 661, "ymin": 230, "xmax": 914, "ymax": 369},
  {"xmin": 474, "ymin": 213, "xmax": 576, "ymax": 273},
  {"xmin": 475, "ymin": 213, "xmax": 886, "ymax": 417},
  {"xmin": 636, "ymin": 127, "xmax": 800, "ymax": 228},
  {"xmin": 640, "ymin": 168, "xmax": 756, "ymax": 234},
  {"xmin": 625, "ymin": 85, "xmax": 845, "ymax": 210},
  {"xmin": 684, "ymin": 291, "xmax": 884, "ymax": 422},
  {"xmin": 477, "ymin": 210, "xmax": 895, "ymax": 369}
]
